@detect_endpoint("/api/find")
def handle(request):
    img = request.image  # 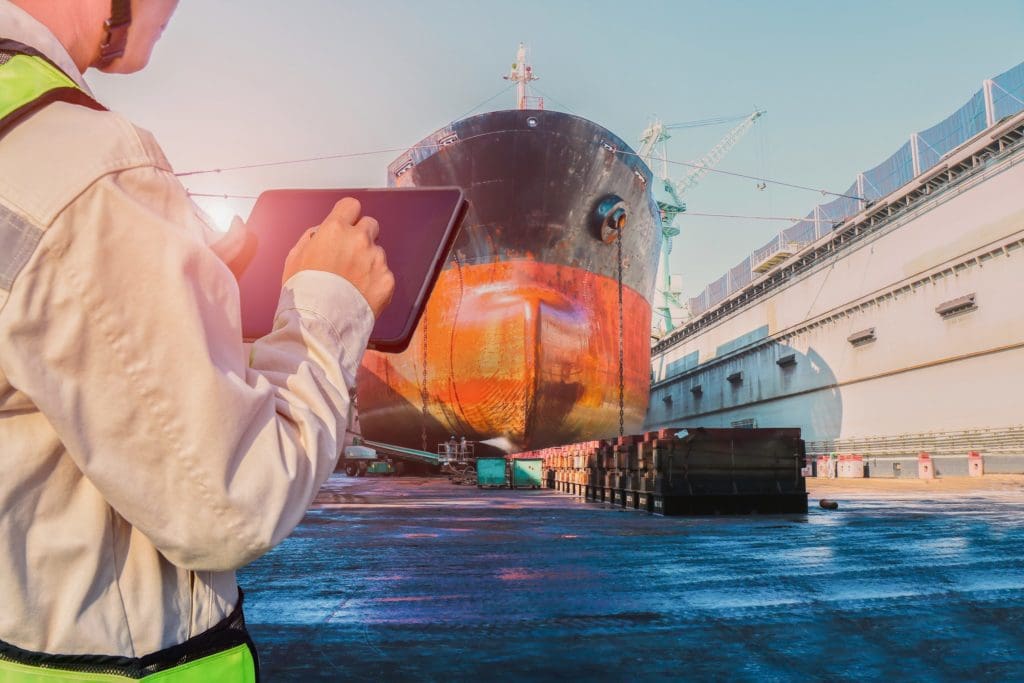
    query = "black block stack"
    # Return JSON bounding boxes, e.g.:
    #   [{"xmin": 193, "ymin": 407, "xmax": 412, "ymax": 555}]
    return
[{"xmin": 521, "ymin": 428, "xmax": 808, "ymax": 515}]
